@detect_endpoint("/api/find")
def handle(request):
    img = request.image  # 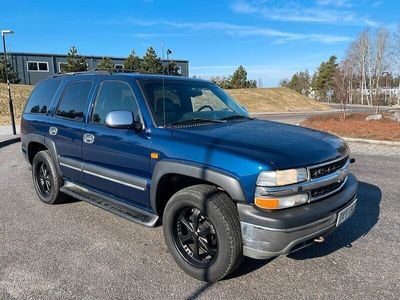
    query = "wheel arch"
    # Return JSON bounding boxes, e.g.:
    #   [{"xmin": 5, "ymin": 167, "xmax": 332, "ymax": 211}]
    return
[{"xmin": 150, "ymin": 160, "xmax": 247, "ymax": 217}]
